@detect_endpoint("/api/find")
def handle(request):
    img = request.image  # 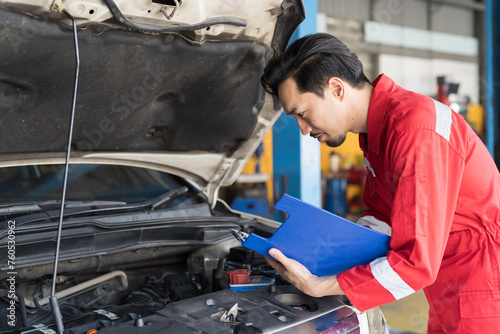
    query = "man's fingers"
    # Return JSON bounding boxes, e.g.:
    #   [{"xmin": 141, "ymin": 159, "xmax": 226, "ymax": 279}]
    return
[
  {"xmin": 265, "ymin": 255, "xmax": 279, "ymax": 267},
  {"xmin": 269, "ymin": 248, "xmax": 312, "ymax": 276},
  {"xmin": 267, "ymin": 248, "xmax": 292, "ymax": 274},
  {"xmin": 265, "ymin": 254, "xmax": 284, "ymax": 271},
  {"xmin": 269, "ymin": 248, "xmax": 287, "ymax": 263}
]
